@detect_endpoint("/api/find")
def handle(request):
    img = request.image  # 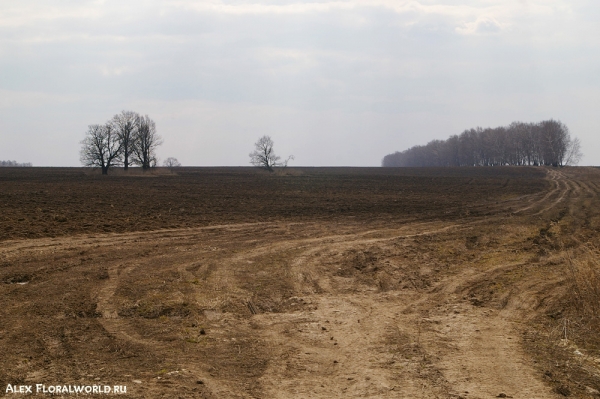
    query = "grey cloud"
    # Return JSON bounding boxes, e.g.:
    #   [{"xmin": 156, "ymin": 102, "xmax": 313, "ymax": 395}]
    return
[{"xmin": 1, "ymin": 1, "xmax": 599, "ymax": 166}]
